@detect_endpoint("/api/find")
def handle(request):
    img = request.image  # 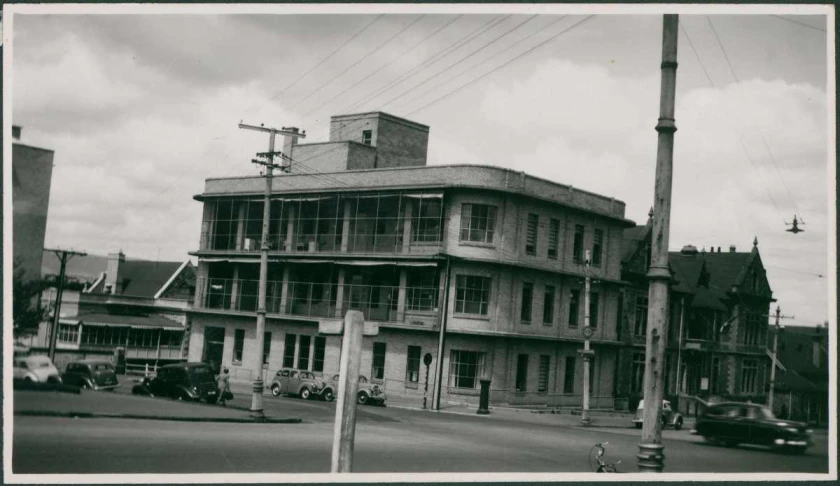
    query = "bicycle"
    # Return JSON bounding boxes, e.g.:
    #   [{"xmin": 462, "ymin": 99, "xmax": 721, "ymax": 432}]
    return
[{"xmin": 590, "ymin": 442, "xmax": 621, "ymax": 473}]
